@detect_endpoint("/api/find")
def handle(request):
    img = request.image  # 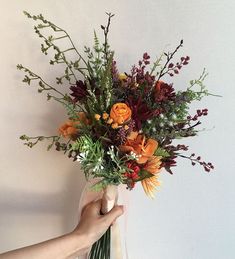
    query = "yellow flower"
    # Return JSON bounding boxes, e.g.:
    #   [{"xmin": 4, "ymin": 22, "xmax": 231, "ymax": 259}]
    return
[
  {"xmin": 141, "ymin": 156, "xmax": 162, "ymax": 198},
  {"xmin": 102, "ymin": 112, "xmax": 109, "ymax": 120},
  {"xmin": 141, "ymin": 175, "xmax": 161, "ymax": 199},
  {"xmin": 118, "ymin": 73, "xmax": 127, "ymax": 81},
  {"xmin": 124, "ymin": 125, "xmax": 129, "ymax": 130},
  {"xmin": 111, "ymin": 123, "xmax": 119, "ymax": 129},
  {"xmin": 94, "ymin": 114, "xmax": 101, "ymax": 120},
  {"xmin": 107, "ymin": 118, "xmax": 113, "ymax": 124}
]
